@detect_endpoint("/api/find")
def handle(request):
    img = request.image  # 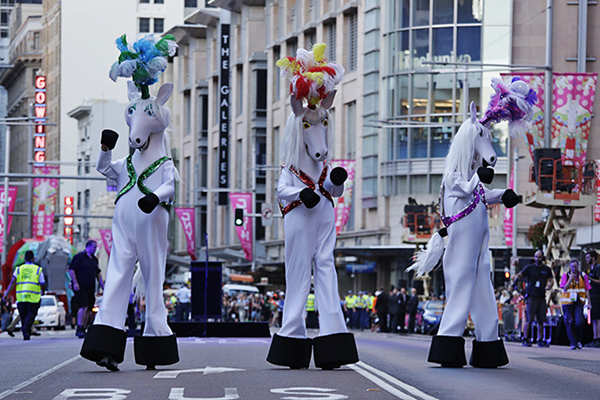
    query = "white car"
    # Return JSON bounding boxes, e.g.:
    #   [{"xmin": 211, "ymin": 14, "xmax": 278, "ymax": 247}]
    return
[{"xmin": 36, "ymin": 295, "xmax": 66, "ymax": 330}]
